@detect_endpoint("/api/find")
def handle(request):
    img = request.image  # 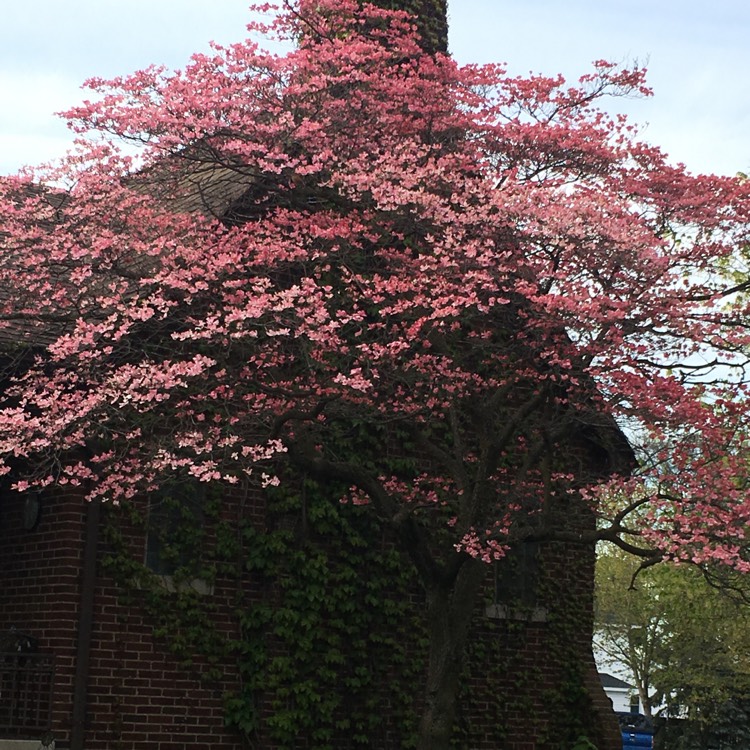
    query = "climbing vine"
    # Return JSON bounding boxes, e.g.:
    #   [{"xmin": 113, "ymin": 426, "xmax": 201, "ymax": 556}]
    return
[
  {"xmin": 102, "ymin": 469, "xmax": 428, "ymax": 749},
  {"xmin": 100, "ymin": 423, "xmax": 607, "ymax": 749},
  {"xmin": 102, "ymin": 483, "xmax": 609, "ymax": 748},
  {"xmin": 227, "ymin": 475, "xmax": 427, "ymax": 747}
]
